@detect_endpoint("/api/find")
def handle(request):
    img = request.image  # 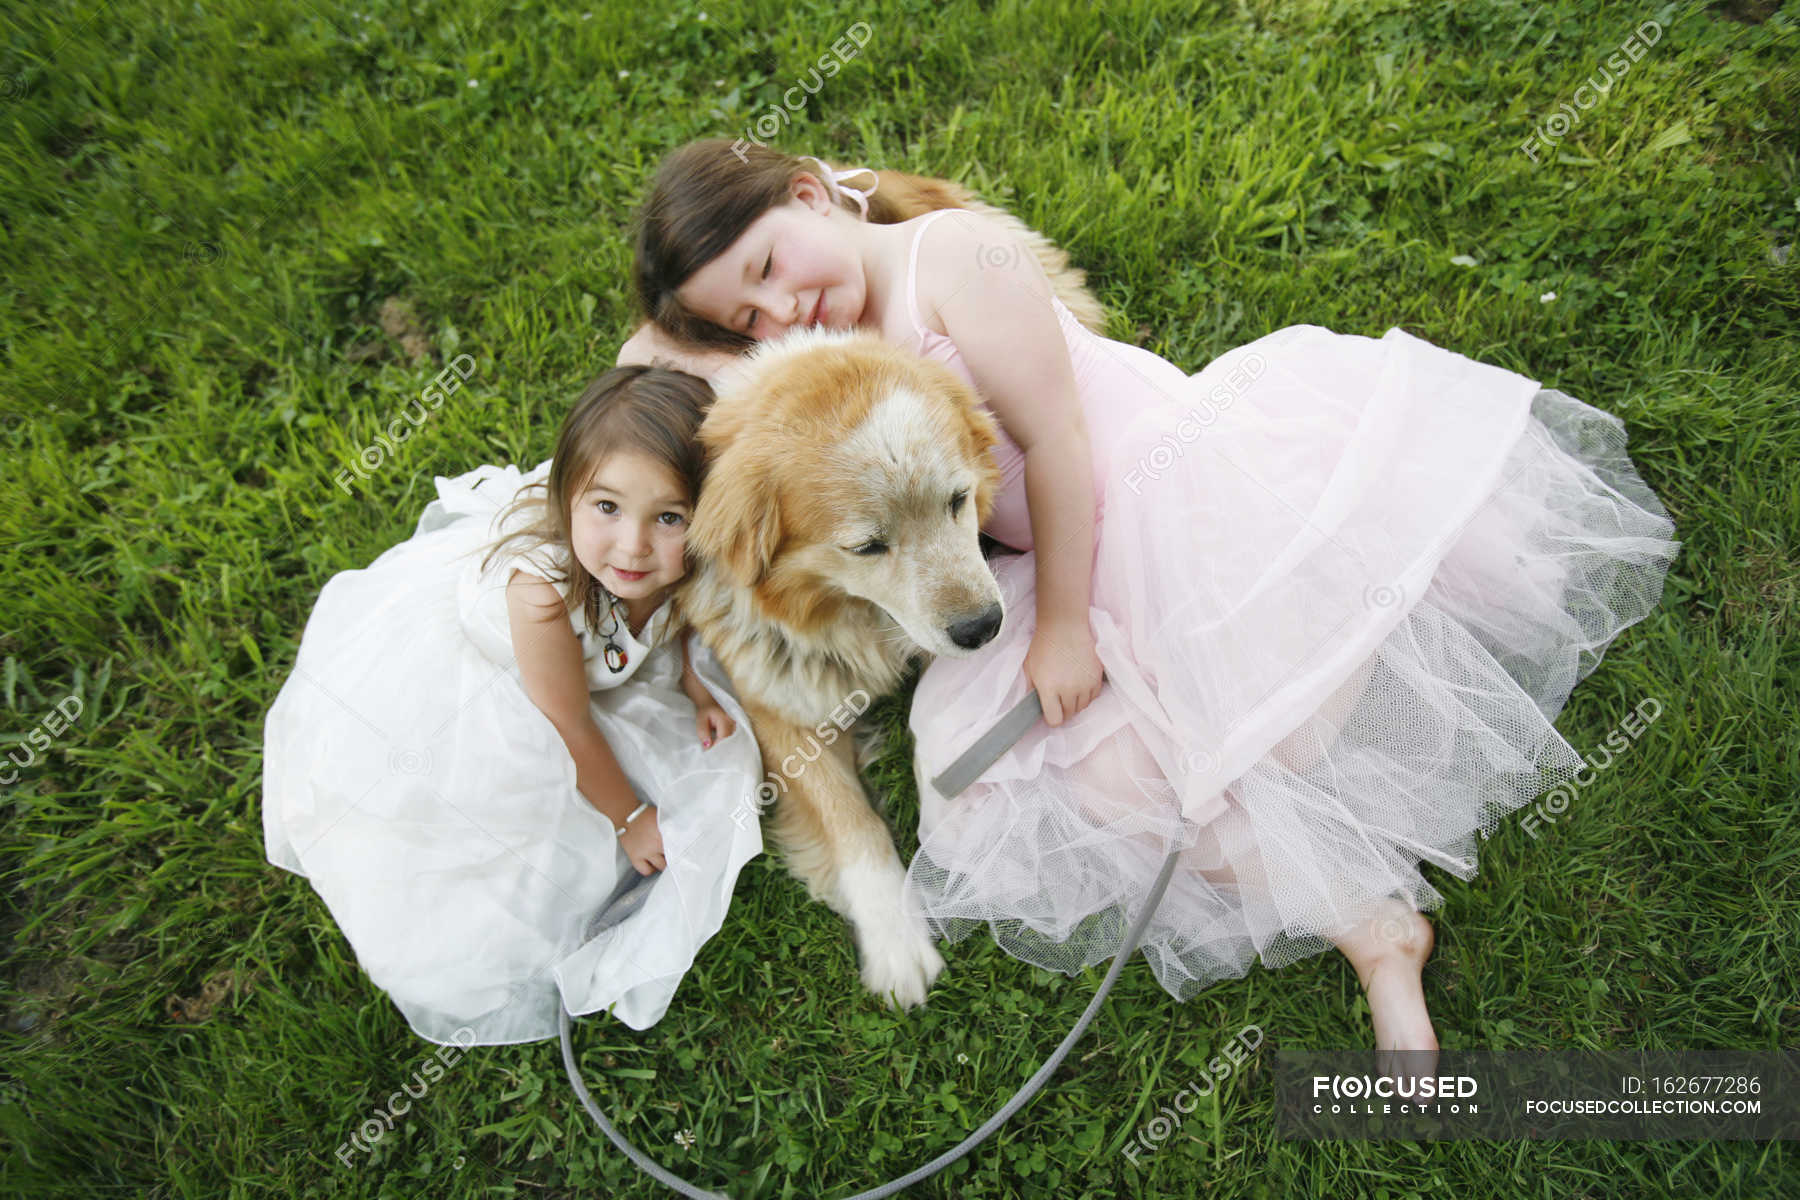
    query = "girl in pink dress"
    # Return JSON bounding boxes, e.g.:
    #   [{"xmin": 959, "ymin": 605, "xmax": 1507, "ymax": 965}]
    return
[{"xmin": 625, "ymin": 139, "xmax": 1679, "ymax": 1058}]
